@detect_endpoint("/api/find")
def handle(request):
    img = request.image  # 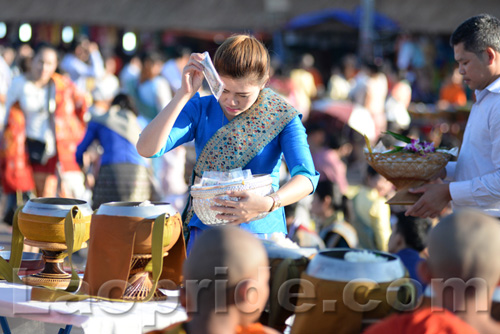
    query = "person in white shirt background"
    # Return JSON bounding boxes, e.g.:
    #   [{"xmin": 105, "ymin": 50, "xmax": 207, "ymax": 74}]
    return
[
  {"xmin": 406, "ymin": 14, "xmax": 500, "ymax": 219},
  {"xmin": 60, "ymin": 35, "xmax": 104, "ymax": 94},
  {"xmin": 0, "ymin": 47, "xmax": 13, "ymax": 134},
  {"xmin": 161, "ymin": 47, "xmax": 191, "ymax": 95},
  {"xmin": 88, "ymin": 55, "xmax": 120, "ymax": 117},
  {"xmin": 125, "ymin": 51, "xmax": 188, "ymax": 208},
  {"xmin": 119, "ymin": 55, "xmax": 141, "ymax": 94}
]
